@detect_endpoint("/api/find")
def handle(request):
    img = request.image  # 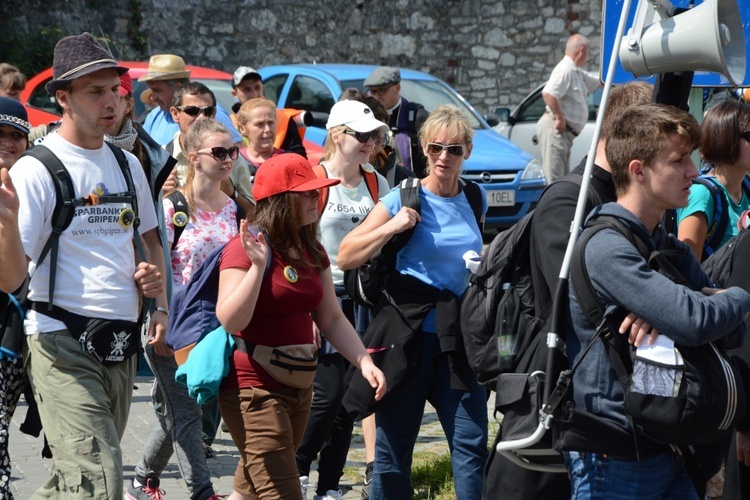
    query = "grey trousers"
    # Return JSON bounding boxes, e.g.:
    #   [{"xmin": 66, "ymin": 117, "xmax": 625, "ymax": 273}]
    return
[
  {"xmin": 134, "ymin": 344, "xmax": 214, "ymax": 499},
  {"xmin": 536, "ymin": 112, "xmax": 575, "ymax": 183},
  {"xmin": 26, "ymin": 331, "xmax": 136, "ymax": 499}
]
